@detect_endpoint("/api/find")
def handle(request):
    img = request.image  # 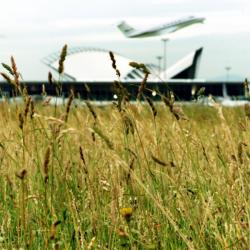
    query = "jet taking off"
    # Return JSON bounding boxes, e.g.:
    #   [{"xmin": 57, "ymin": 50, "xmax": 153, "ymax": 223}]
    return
[{"xmin": 117, "ymin": 16, "xmax": 205, "ymax": 38}]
